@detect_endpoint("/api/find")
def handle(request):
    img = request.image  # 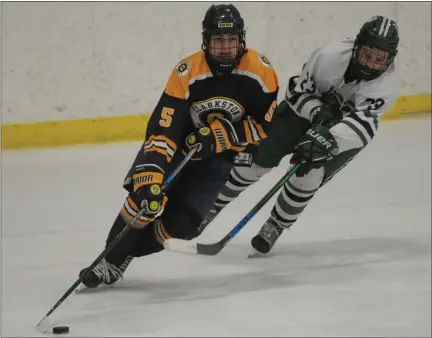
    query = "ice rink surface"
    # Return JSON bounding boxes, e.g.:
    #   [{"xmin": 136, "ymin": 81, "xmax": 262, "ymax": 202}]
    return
[{"xmin": 2, "ymin": 117, "xmax": 431, "ymax": 337}]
